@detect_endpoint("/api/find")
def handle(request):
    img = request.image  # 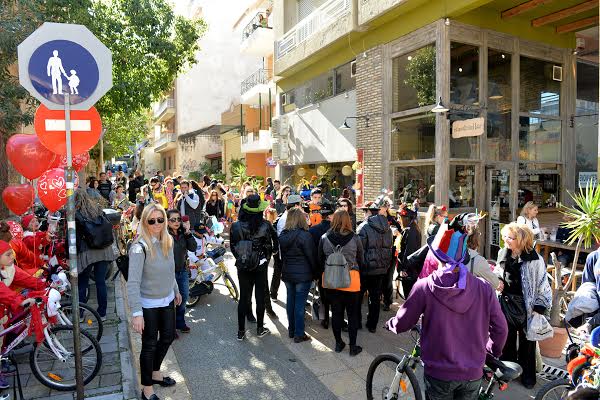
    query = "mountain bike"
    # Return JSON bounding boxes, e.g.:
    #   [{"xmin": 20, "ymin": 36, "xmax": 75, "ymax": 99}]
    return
[
  {"xmin": 187, "ymin": 246, "xmax": 239, "ymax": 307},
  {"xmin": 366, "ymin": 326, "xmax": 523, "ymax": 400}
]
